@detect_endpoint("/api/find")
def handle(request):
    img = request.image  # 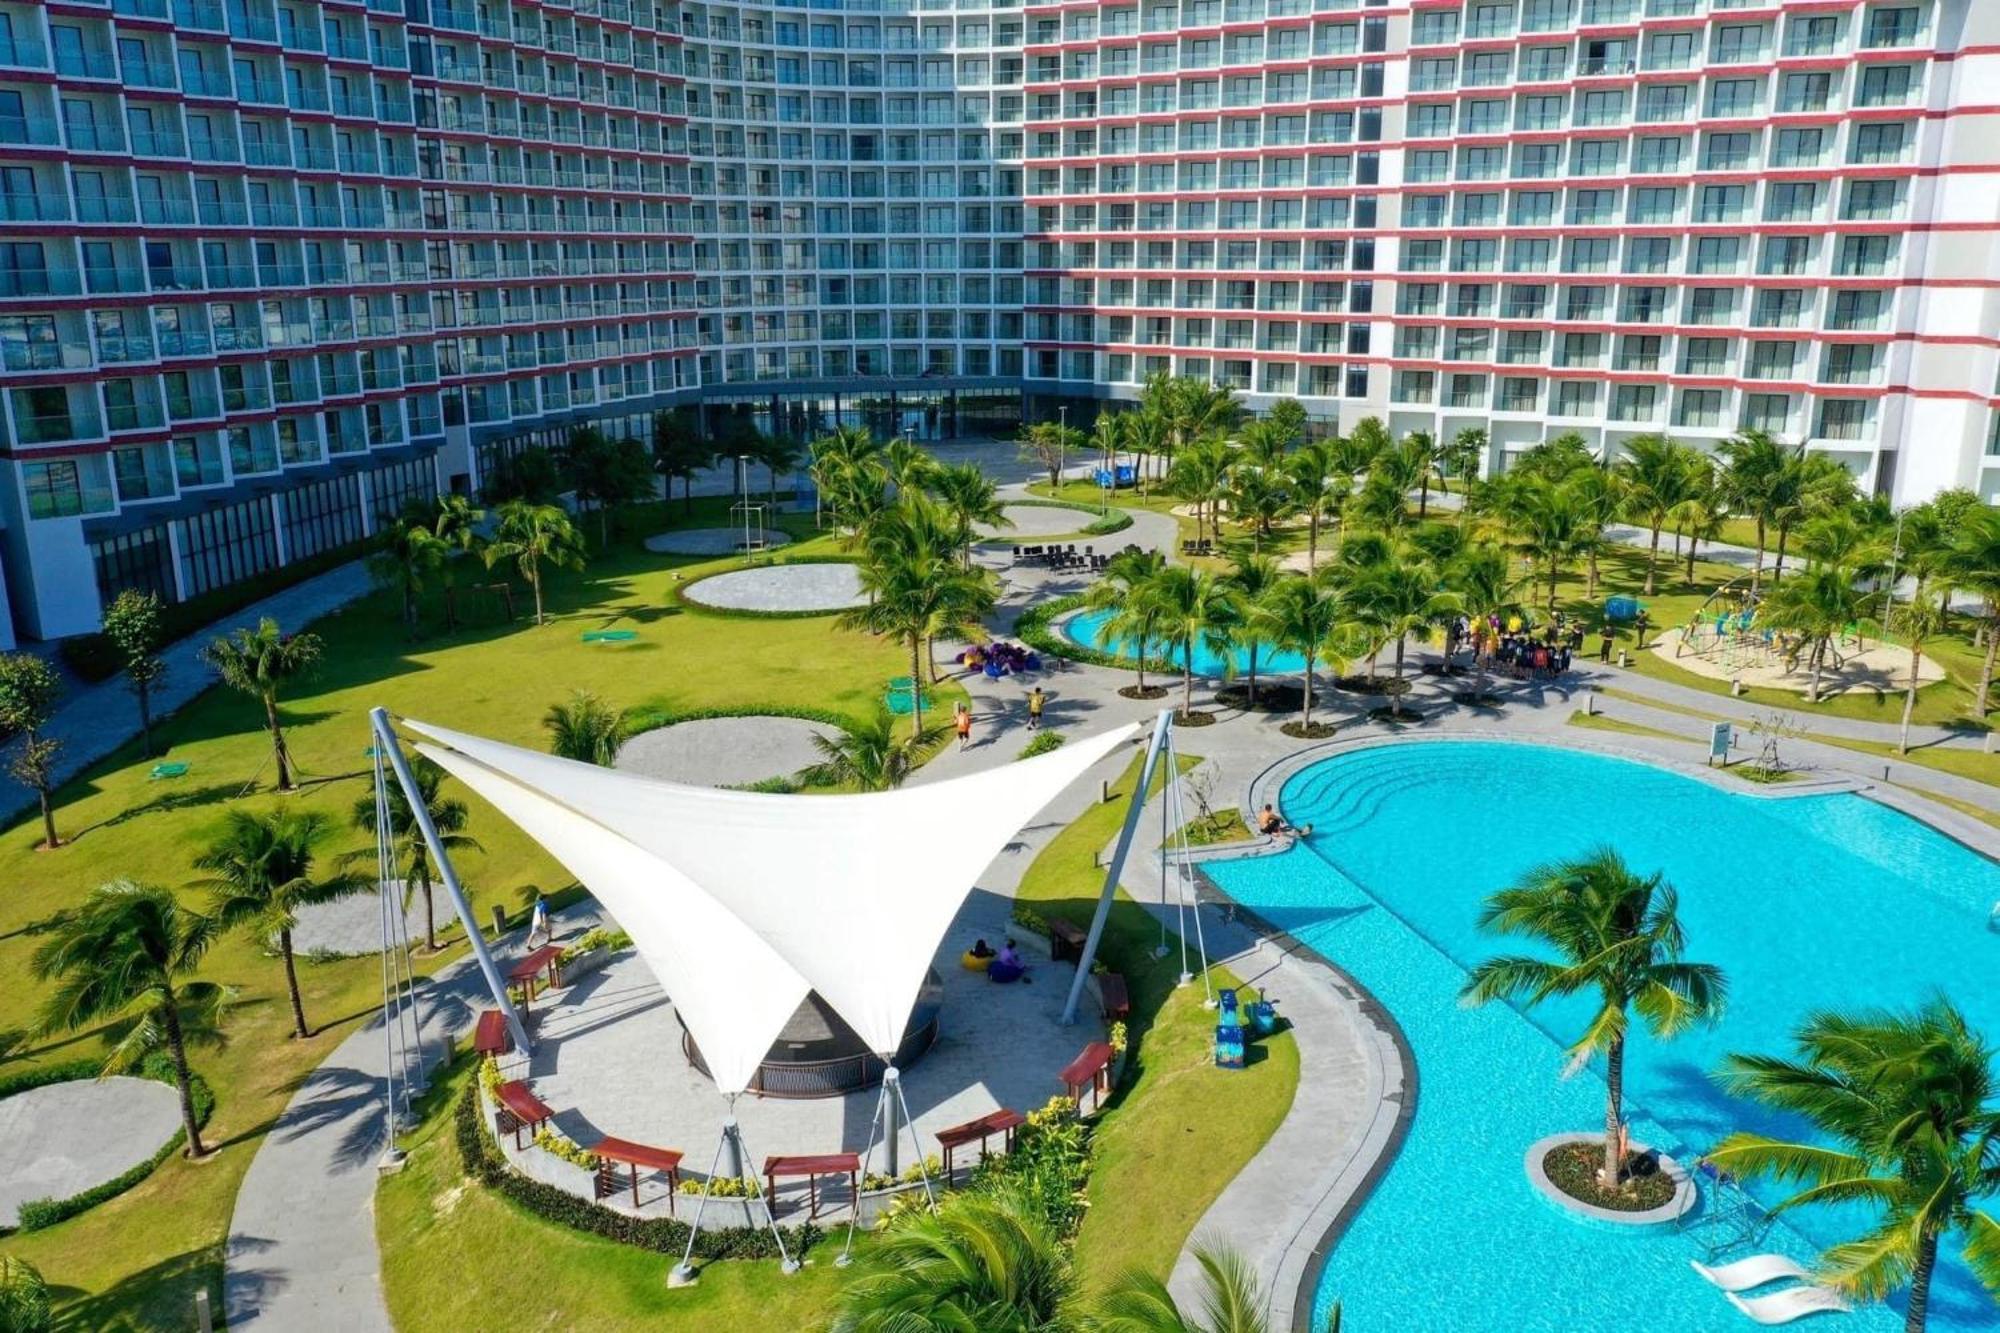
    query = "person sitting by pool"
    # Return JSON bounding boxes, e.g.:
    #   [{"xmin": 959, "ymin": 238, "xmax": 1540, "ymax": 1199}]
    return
[
  {"xmin": 961, "ymin": 937, "xmax": 996, "ymax": 971},
  {"xmin": 988, "ymin": 938, "xmax": 1027, "ymax": 984},
  {"xmin": 1257, "ymin": 803, "xmax": 1289, "ymax": 836}
]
